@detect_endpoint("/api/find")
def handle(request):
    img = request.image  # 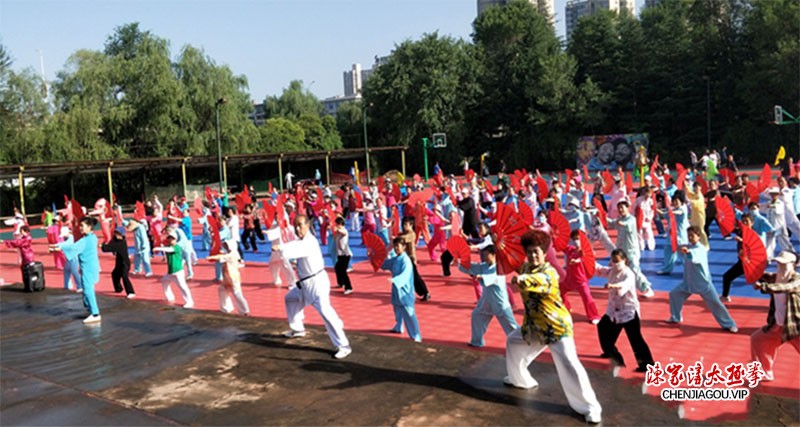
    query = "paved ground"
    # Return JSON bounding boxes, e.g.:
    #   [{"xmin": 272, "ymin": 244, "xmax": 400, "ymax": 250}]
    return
[{"xmin": 1, "ymin": 287, "xmax": 798, "ymax": 426}]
